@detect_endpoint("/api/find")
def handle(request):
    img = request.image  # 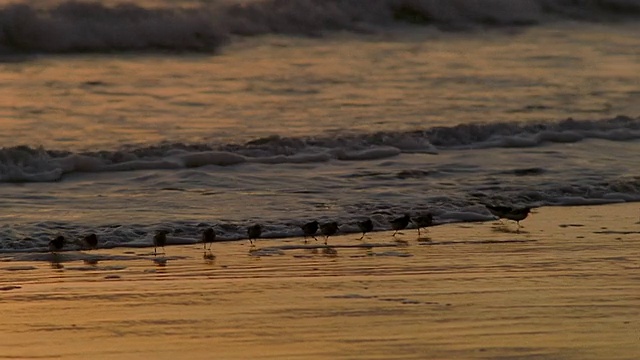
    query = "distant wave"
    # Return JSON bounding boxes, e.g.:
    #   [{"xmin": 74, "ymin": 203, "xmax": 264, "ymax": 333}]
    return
[
  {"xmin": 0, "ymin": 0, "xmax": 639, "ymax": 54},
  {"xmin": 1, "ymin": 115, "xmax": 638, "ymax": 183}
]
